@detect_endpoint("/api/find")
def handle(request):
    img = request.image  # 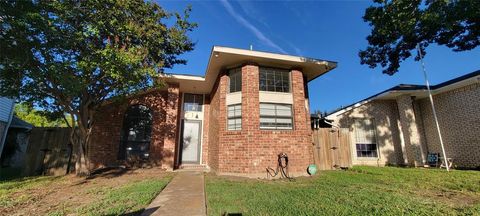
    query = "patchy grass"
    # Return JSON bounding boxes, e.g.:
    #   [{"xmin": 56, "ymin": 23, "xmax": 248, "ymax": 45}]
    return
[
  {"xmin": 0, "ymin": 175, "xmax": 61, "ymax": 208},
  {"xmin": 206, "ymin": 166, "xmax": 480, "ymax": 215},
  {"xmin": 0, "ymin": 168, "xmax": 172, "ymax": 216}
]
